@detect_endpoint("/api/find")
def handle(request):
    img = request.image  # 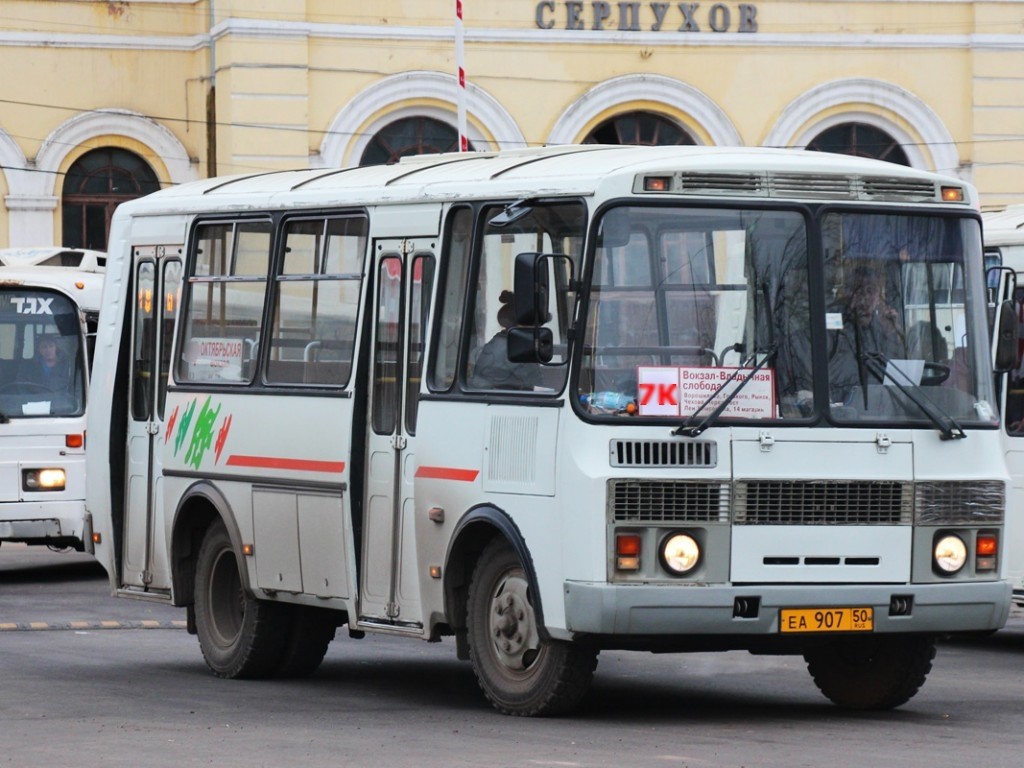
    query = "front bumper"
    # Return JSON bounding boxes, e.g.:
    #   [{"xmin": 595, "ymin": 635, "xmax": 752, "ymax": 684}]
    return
[
  {"xmin": 0, "ymin": 501, "xmax": 91, "ymax": 551},
  {"xmin": 564, "ymin": 580, "xmax": 1012, "ymax": 637}
]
